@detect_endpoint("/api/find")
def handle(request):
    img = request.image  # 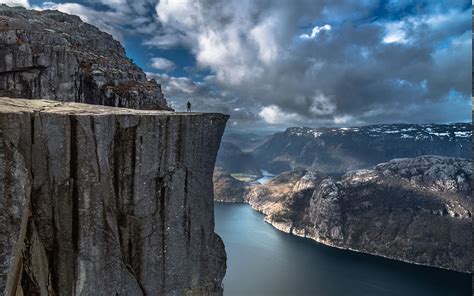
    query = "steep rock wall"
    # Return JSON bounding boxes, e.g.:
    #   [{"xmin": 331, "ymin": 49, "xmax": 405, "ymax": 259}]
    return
[
  {"xmin": 0, "ymin": 5, "xmax": 170, "ymax": 110},
  {"xmin": 0, "ymin": 98, "xmax": 227, "ymax": 295}
]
